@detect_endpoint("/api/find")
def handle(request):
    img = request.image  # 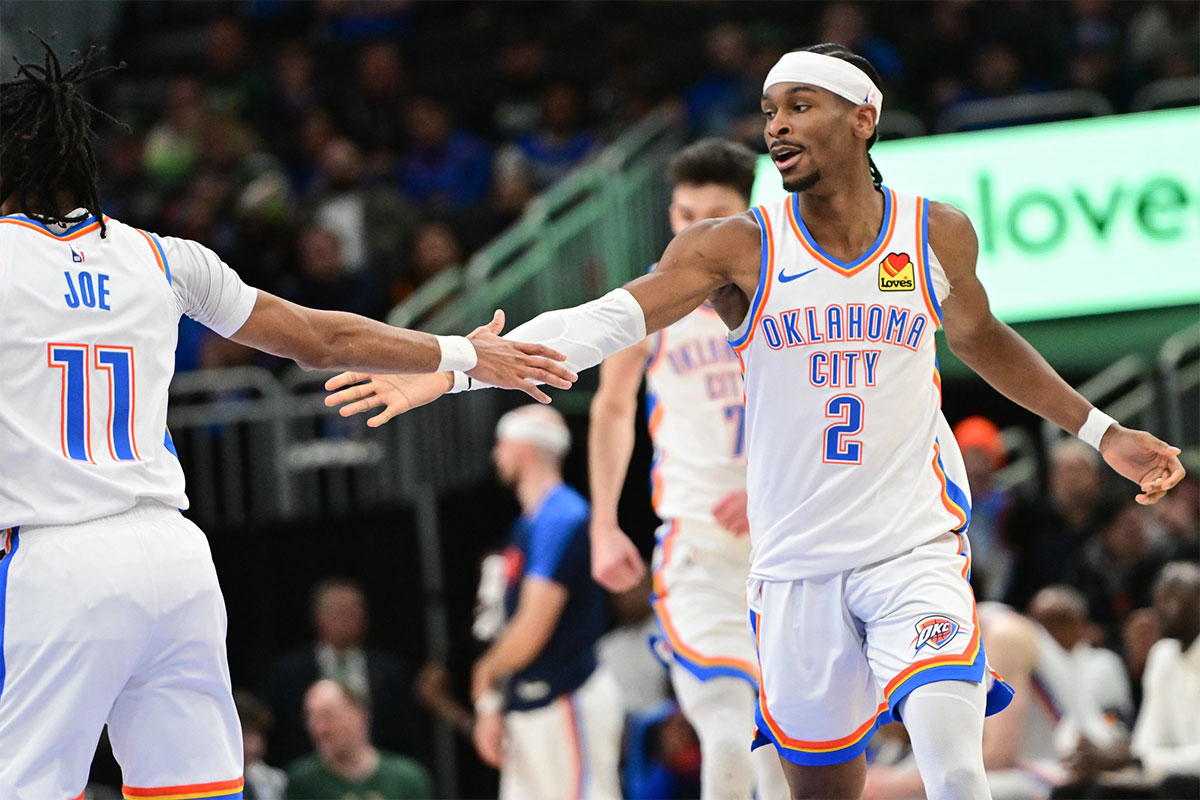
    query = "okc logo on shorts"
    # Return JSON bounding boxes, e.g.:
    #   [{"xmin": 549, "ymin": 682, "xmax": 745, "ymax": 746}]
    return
[
  {"xmin": 911, "ymin": 615, "xmax": 960, "ymax": 653},
  {"xmin": 878, "ymin": 252, "xmax": 914, "ymax": 291}
]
